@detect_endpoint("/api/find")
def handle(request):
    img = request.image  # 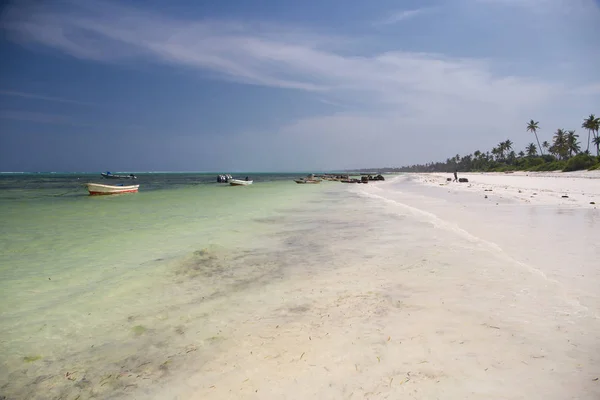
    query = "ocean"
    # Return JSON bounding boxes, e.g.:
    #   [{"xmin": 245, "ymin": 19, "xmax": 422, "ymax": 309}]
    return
[
  {"xmin": 0, "ymin": 172, "xmax": 338, "ymax": 398},
  {"xmin": 1, "ymin": 173, "xmax": 598, "ymax": 399}
]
